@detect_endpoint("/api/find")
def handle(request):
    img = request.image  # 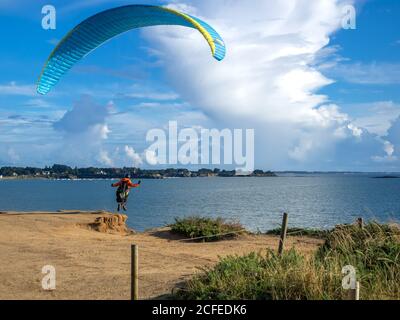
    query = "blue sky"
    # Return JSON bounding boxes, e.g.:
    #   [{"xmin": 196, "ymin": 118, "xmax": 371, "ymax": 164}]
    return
[{"xmin": 0, "ymin": 0, "xmax": 399, "ymax": 171}]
